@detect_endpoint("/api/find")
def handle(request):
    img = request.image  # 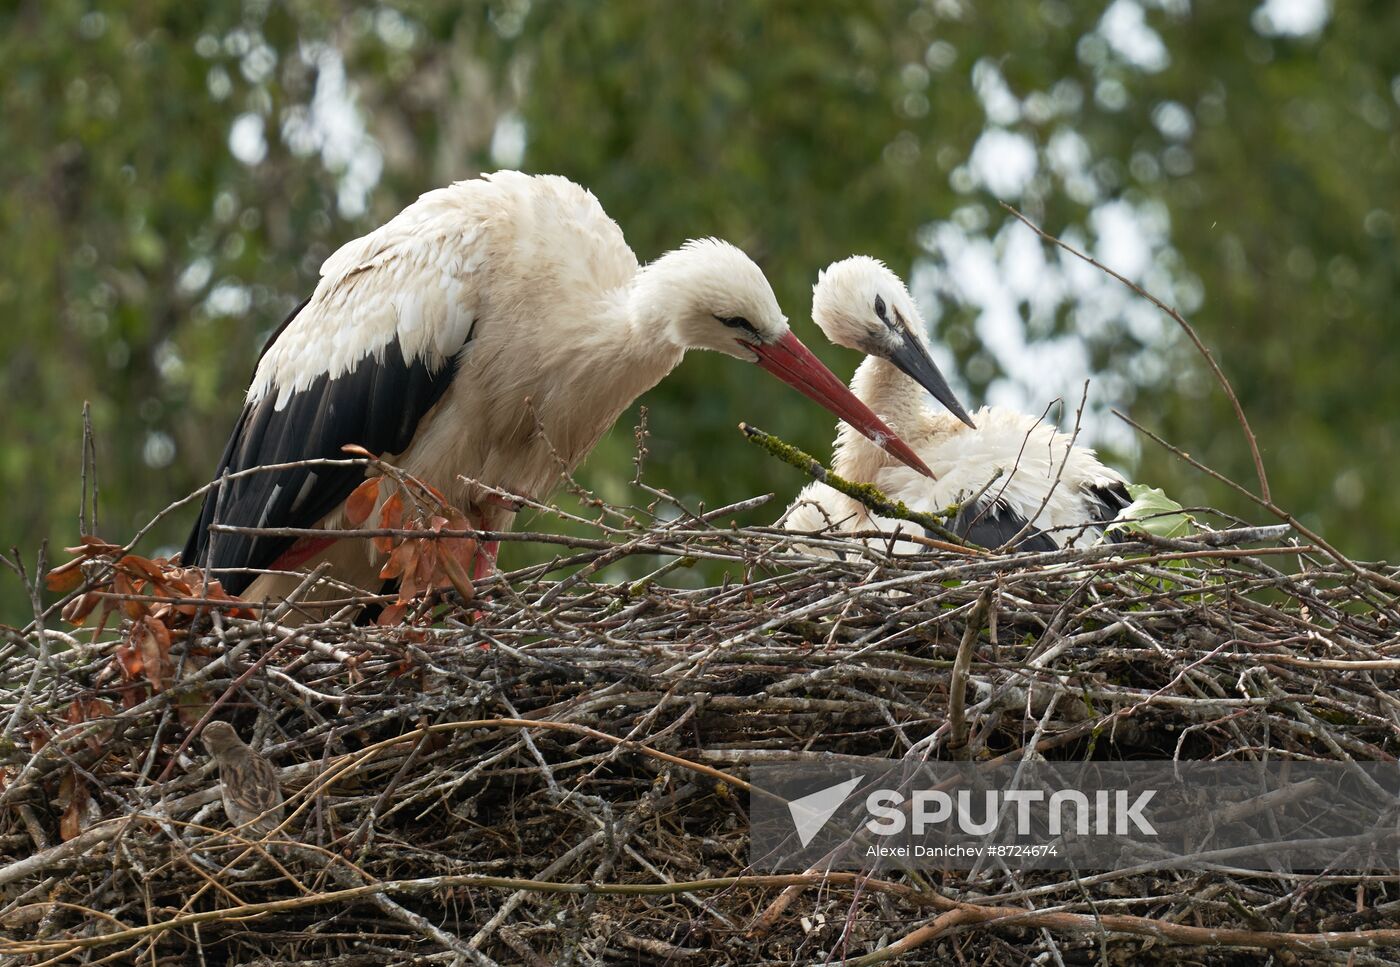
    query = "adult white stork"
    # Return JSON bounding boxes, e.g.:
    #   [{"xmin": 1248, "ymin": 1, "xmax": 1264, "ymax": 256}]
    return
[
  {"xmin": 184, "ymin": 173, "xmax": 934, "ymax": 603},
  {"xmin": 784, "ymin": 257, "xmax": 1132, "ymax": 552}
]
